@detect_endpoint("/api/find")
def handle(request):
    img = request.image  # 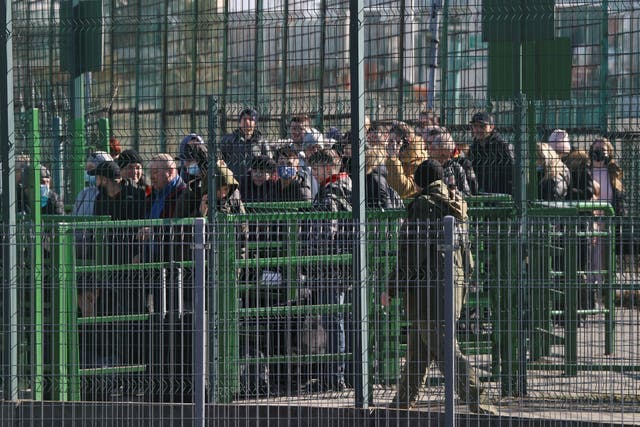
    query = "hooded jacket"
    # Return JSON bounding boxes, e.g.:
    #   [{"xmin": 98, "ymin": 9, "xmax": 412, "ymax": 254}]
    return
[
  {"xmin": 386, "ymin": 145, "xmax": 429, "ymax": 199},
  {"xmin": 396, "ymin": 180, "xmax": 471, "ymax": 315}
]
